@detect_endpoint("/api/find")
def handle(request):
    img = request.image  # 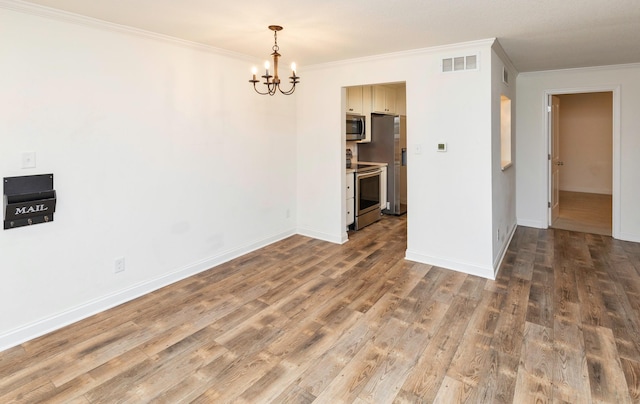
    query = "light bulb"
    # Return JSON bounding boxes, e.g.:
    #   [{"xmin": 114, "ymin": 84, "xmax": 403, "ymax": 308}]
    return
[{"xmin": 291, "ymin": 62, "xmax": 297, "ymax": 76}]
